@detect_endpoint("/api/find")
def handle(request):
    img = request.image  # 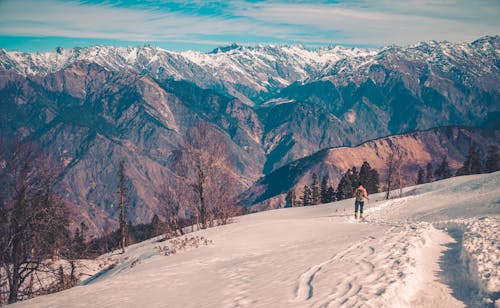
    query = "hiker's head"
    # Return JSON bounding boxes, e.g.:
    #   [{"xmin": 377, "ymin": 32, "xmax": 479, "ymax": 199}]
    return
[{"xmin": 358, "ymin": 183, "xmax": 363, "ymax": 188}]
